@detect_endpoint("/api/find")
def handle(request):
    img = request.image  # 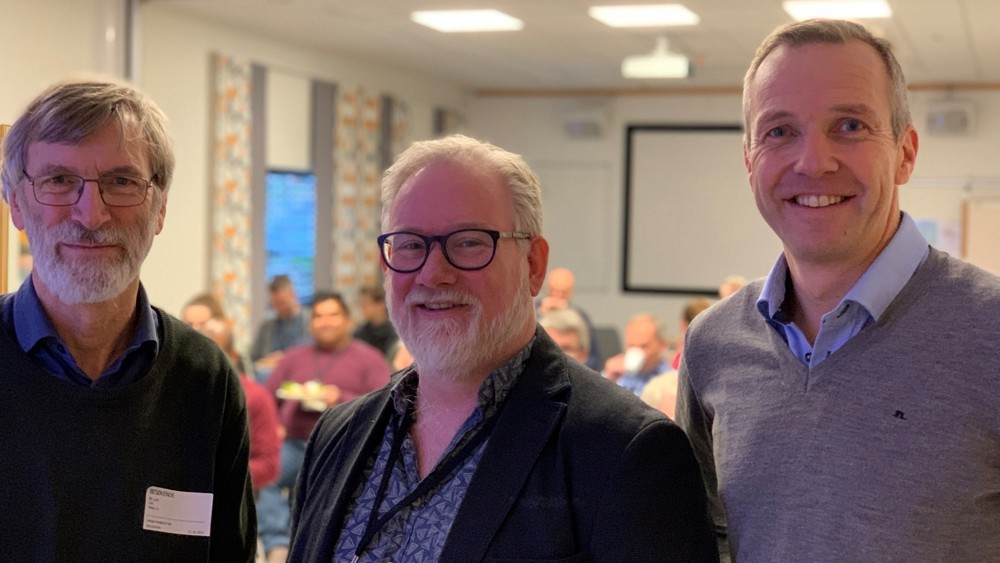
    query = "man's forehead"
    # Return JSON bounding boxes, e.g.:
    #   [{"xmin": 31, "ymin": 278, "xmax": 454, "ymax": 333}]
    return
[
  {"xmin": 27, "ymin": 119, "xmax": 149, "ymax": 170},
  {"xmin": 626, "ymin": 319, "xmax": 658, "ymax": 338},
  {"xmin": 390, "ymin": 159, "xmax": 511, "ymax": 229},
  {"xmin": 400, "ymin": 159, "xmax": 496, "ymax": 192},
  {"xmin": 749, "ymin": 41, "xmax": 891, "ymax": 117},
  {"xmin": 753, "ymin": 40, "xmax": 887, "ymax": 90}
]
